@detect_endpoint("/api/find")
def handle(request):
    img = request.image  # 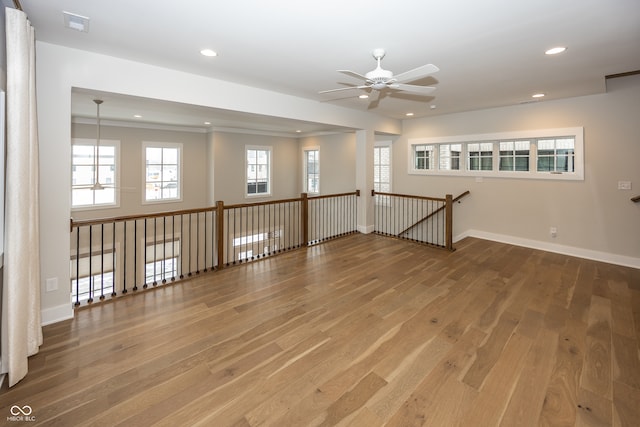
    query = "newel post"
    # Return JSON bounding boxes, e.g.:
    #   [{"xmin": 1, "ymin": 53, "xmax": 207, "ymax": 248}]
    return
[
  {"xmin": 445, "ymin": 194, "xmax": 453, "ymax": 251},
  {"xmin": 216, "ymin": 200, "xmax": 225, "ymax": 269},
  {"xmin": 301, "ymin": 193, "xmax": 309, "ymax": 247}
]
